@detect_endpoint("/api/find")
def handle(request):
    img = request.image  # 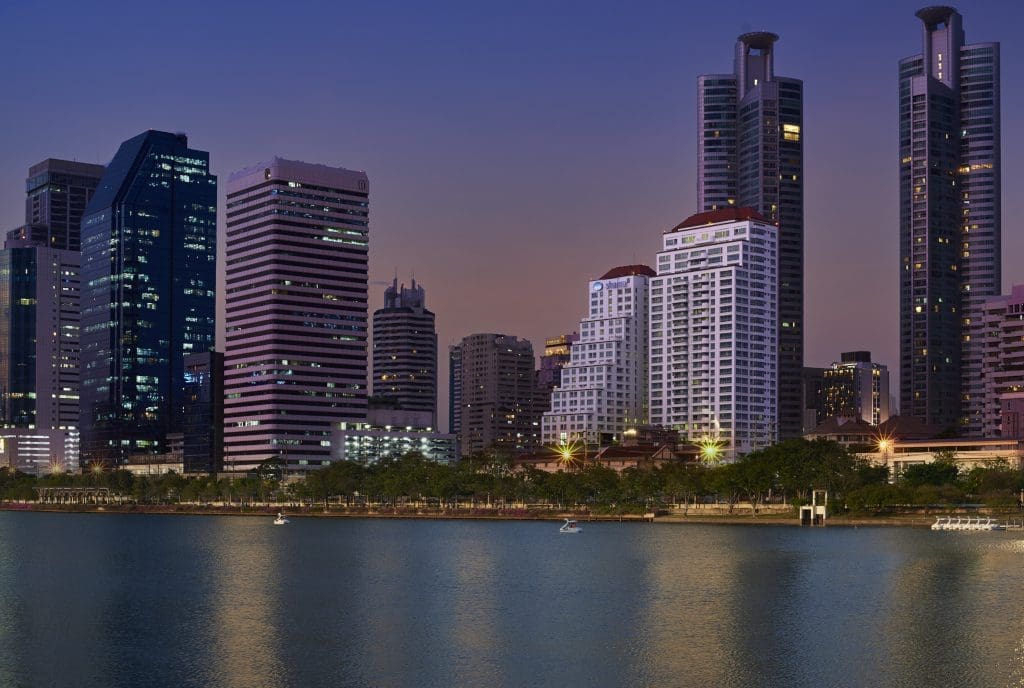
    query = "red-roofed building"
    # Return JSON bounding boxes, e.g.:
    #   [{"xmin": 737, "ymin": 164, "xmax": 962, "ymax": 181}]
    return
[{"xmin": 668, "ymin": 207, "xmax": 769, "ymax": 232}]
